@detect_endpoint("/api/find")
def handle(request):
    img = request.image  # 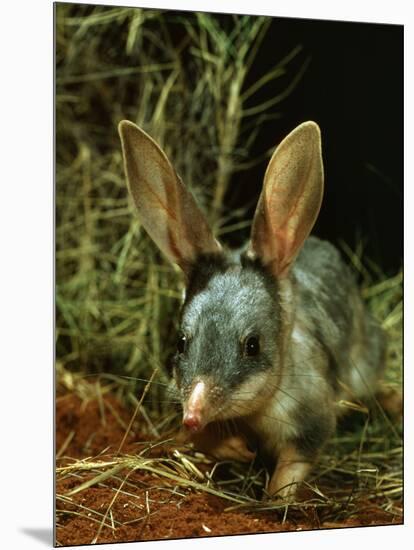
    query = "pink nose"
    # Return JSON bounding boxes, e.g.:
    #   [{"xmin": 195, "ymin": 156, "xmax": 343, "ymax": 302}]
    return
[
  {"xmin": 183, "ymin": 412, "xmax": 202, "ymax": 432},
  {"xmin": 183, "ymin": 381, "xmax": 206, "ymax": 432}
]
